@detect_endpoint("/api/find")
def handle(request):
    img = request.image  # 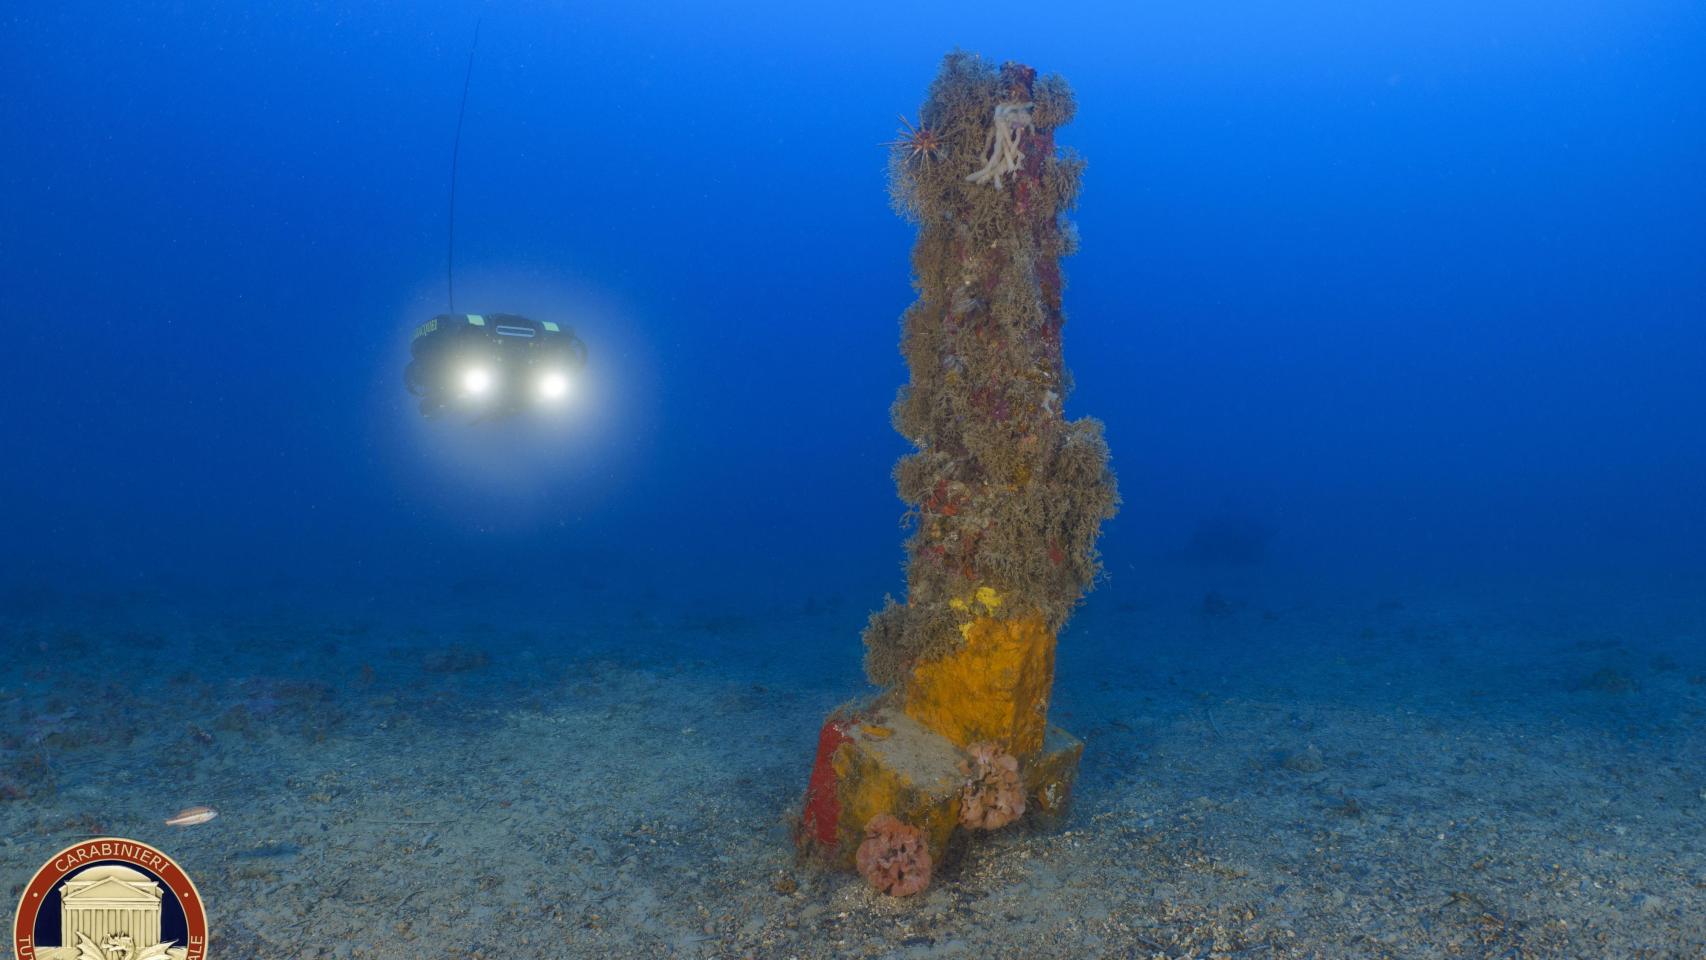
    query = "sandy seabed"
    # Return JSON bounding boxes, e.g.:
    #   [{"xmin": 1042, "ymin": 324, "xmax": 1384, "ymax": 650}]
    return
[{"xmin": 3, "ymin": 573, "xmax": 1703, "ymax": 959}]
